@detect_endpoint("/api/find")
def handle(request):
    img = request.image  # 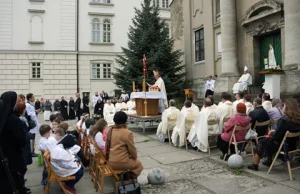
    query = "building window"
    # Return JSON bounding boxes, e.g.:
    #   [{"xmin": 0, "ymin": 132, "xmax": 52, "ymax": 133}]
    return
[
  {"xmin": 92, "ymin": 18, "xmax": 100, "ymax": 43},
  {"xmin": 103, "ymin": 19, "xmax": 111, "ymax": 43},
  {"xmin": 153, "ymin": 0, "xmax": 159, "ymax": 7},
  {"xmin": 30, "ymin": 16, "xmax": 43, "ymax": 42},
  {"xmin": 195, "ymin": 28, "xmax": 205, "ymax": 62},
  {"xmin": 217, "ymin": 33, "xmax": 222, "ymax": 53},
  {"xmin": 91, "ymin": 63, "xmax": 112, "ymax": 79},
  {"xmin": 162, "ymin": 0, "xmax": 169, "ymax": 8},
  {"xmin": 31, "ymin": 62, "xmax": 42, "ymax": 79}
]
